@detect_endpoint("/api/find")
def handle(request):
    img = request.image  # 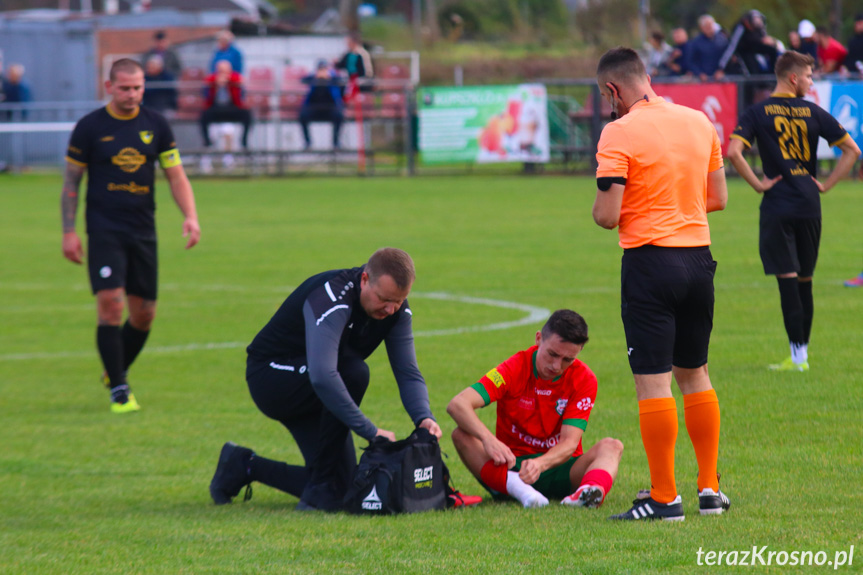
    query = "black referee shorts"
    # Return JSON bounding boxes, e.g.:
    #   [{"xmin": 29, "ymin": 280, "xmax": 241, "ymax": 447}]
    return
[
  {"xmin": 621, "ymin": 245, "xmax": 717, "ymax": 374},
  {"xmin": 759, "ymin": 213, "xmax": 821, "ymax": 277},
  {"xmin": 87, "ymin": 231, "xmax": 158, "ymax": 299}
]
